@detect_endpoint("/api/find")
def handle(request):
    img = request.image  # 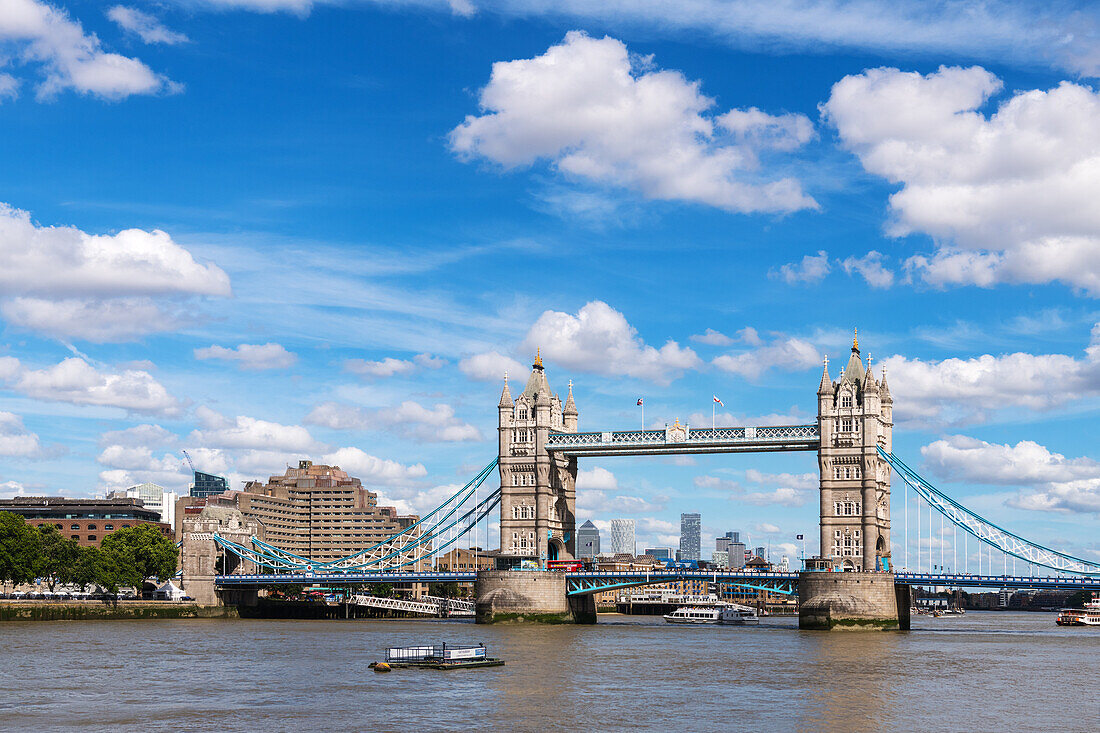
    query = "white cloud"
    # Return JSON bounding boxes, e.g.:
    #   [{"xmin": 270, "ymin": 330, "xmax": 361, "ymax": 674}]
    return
[
  {"xmin": 414, "ymin": 353, "xmax": 446, "ymax": 369},
  {"xmin": 880, "ymin": 326, "xmax": 1100, "ymax": 425},
  {"xmin": 0, "ymin": 203, "xmax": 230, "ymax": 341},
  {"xmin": 458, "ymin": 351, "xmax": 526, "ymax": 382},
  {"xmin": 345, "ymin": 356, "xmax": 416, "ymax": 378},
  {"xmin": 107, "ymin": 6, "xmax": 188, "ymax": 45},
  {"xmin": 741, "ymin": 486, "xmax": 809, "ymax": 507},
  {"xmin": 99, "ymin": 423, "xmax": 176, "ymax": 448},
  {"xmin": 190, "ymin": 407, "xmax": 319, "ymax": 452},
  {"xmin": 0, "ymin": 0, "xmax": 177, "ymax": 100},
  {"xmin": 712, "ymin": 334, "xmax": 820, "ymax": 380},
  {"xmin": 922, "ymin": 434, "xmax": 1100, "ymax": 514},
  {"xmin": 695, "ymin": 472, "xmax": 811, "ymax": 506},
  {"xmin": 0, "ymin": 411, "xmax": 42, "ymax": 457},
  {"xmin": 755, "ymin": 522, "xmax": 781, "ymax": 534},
  {"xmin": 450, "ymin": 32, "xmax": 816, "ymax": 214},
  {"xmin": 0, "ymin": 73, "xmax": 18, "ymax": 101},
  {"xmin": 576, "ymin": 490, "xmax": 665, "ymax": 516},
  {"xmin": 0, "ymin": 480, "xmax": 30, "ymax": 498},
  {"xmin": 824, "ymin": 66, "xmax": 1100, "ymax": 295},
  {"xmin": 194, "ymin": 343, "xmax": 298, "ymax": 370},
  {"xmin": 773, "ymin": 250, "xmax": 830, "ymax": 284},
  {"xmin": 305, "ymin": 400, "xmax": 482, "ymax": 442},
  {"xmin": 1, "ymin": 297, "xmax": 187, "ymax": 342},
  {"xmin": 576, "ymin": 466, "xmax": 618, "ymax": 491},
  {"xmin": 745, "ymin": 468, "xmax": 817, "ymax": 490},
  {"xmin": 691, "ymin": 328, "xmax": 734, "ymax": 346},
  {"xmin": 523, "ymin": 300, "xmax": 699, "ymax": 384},
  {"xmin": 321, "ymin": 446, "xmax": 428, "ymax": 487},
  {"xmin": 9, "ymin": 357, "xmax": 181, "ymax": 415},
  {"xmin": 841, "ymin": 251, "xmax": 894, "ymax": 288}
]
